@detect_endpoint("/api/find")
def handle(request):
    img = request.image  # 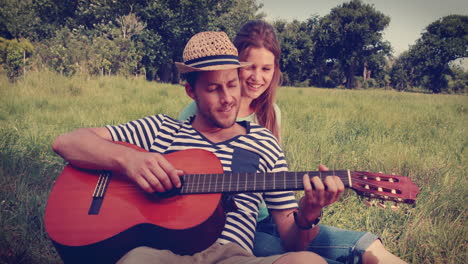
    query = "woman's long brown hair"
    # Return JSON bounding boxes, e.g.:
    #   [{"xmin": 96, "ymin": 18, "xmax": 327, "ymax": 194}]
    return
[{"xmin": 233, "ymin": 20, "xmax": 282, "ymax": 141}]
